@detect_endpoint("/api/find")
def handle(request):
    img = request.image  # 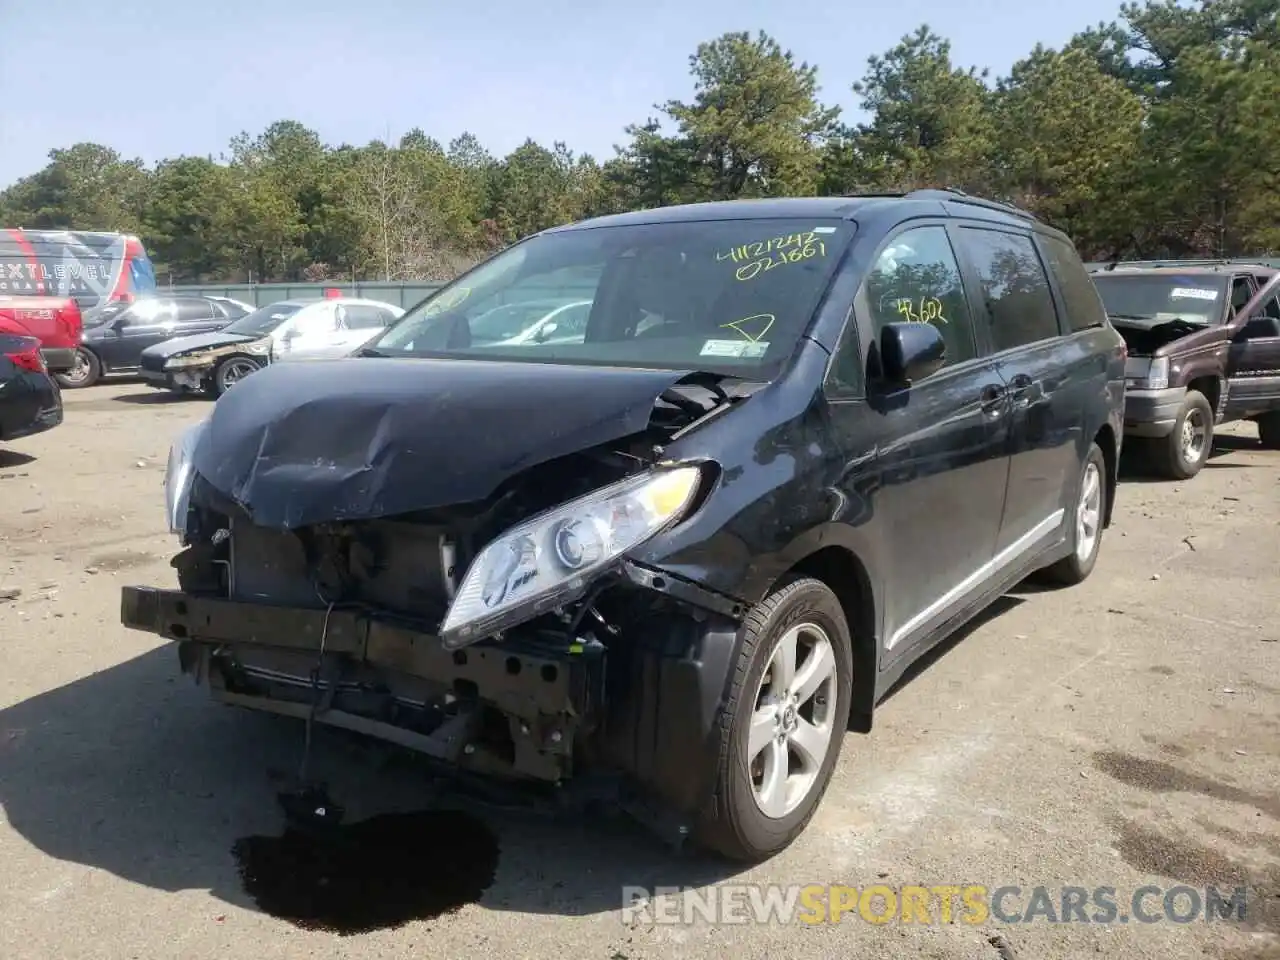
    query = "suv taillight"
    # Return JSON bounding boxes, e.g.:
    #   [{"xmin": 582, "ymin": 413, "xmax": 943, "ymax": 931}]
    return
[
  {"xmin": 5, "ymin": 344, "xmax": 45, "ymax": 373},
  {"xmin": 56, "ymin": 303, "xmax": 82, "ymax": 340}
]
